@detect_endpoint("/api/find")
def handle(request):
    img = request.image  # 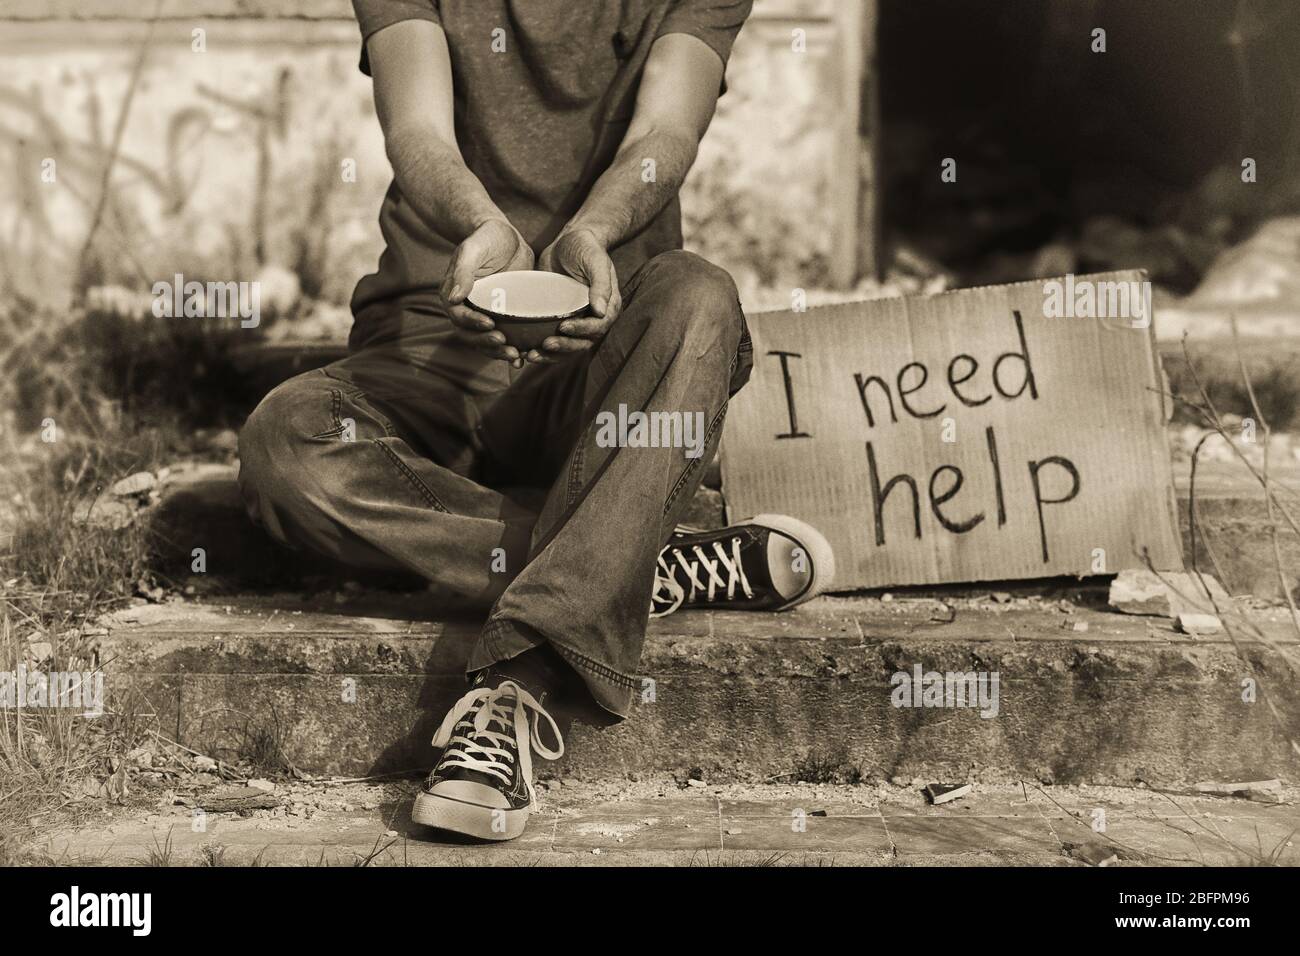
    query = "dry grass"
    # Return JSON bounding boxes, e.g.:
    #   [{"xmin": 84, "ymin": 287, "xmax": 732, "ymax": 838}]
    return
[
  {"xmin": 0, "ymin": 298, "xmax": 258, "ymax": 859},
  {"xmin": 1140, "ymin": 321, "xmax": 1300, "ymax": 799},
  {"xmin": 0, "ymin": 7, "xmax": 278, "ymax": 857}
]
